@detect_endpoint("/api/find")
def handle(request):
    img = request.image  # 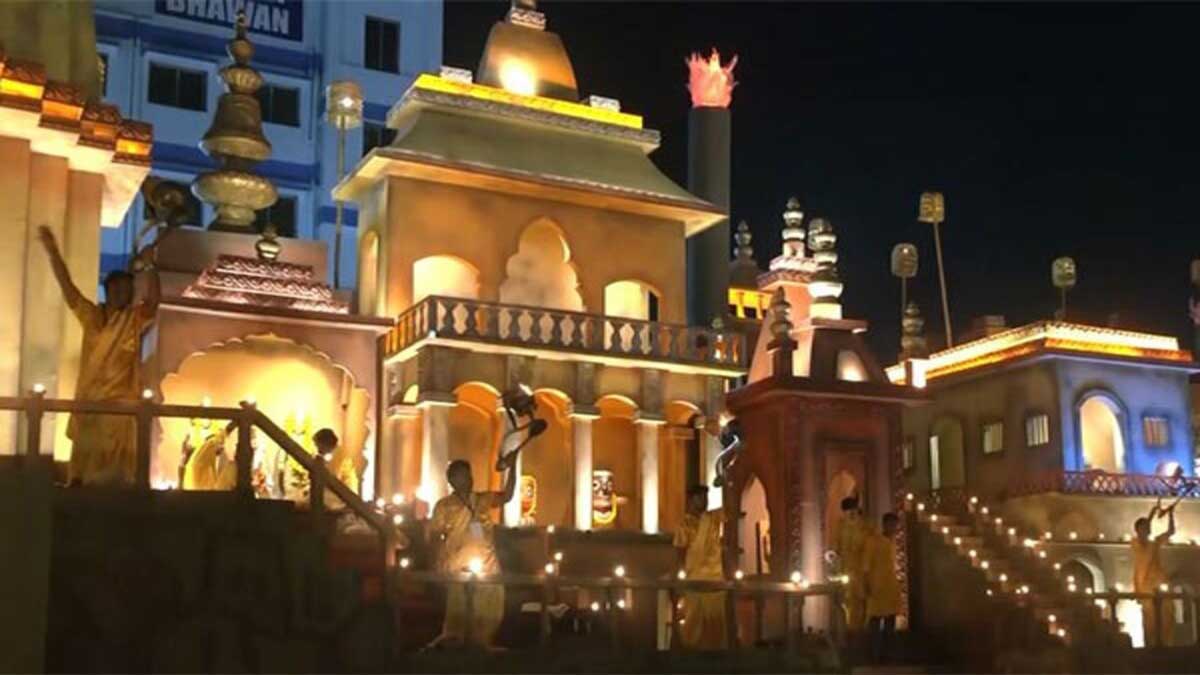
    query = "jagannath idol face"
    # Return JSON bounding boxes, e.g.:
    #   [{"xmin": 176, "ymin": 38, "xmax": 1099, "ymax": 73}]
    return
[
  {"xmin": 520, "ymin": 475, "xmax": 537, "ymax": 518},
  {"xmin": 592, "ymin": 470, "xmax": 615, "ymax": 524}
]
